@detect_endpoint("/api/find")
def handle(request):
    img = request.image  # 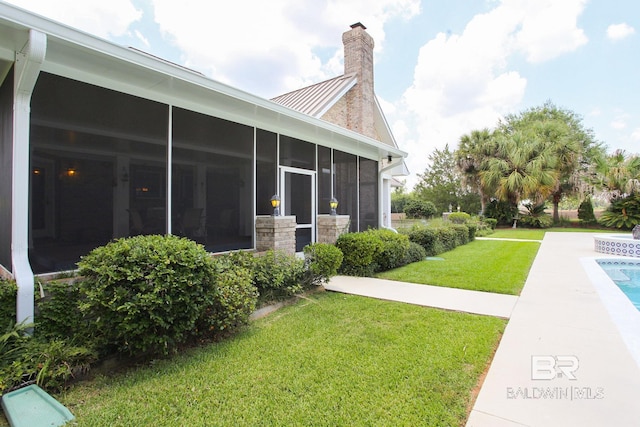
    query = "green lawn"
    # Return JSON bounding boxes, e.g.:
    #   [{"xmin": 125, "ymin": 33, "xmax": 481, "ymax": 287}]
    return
[
  {"xmin": 377, "ymin": 239, "xmax": 539, "ymax": 295},
  {"xmin": 487, "ymin": 228, "xmax": 546, "ymax": 240},
  {"xmin": 489, "ymin": 227, "xmax": 610, "ymax": 240},
  {"xmin": 54, "ymin": 292, "xmax": 505, "ymax": 427}
]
